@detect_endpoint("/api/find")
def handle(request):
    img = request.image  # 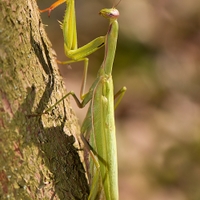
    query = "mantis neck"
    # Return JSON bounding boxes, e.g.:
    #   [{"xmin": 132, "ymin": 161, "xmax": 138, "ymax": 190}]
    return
[{"xmin": 102, "ymin": 19, "xmax": 119, "ymax": 76}]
